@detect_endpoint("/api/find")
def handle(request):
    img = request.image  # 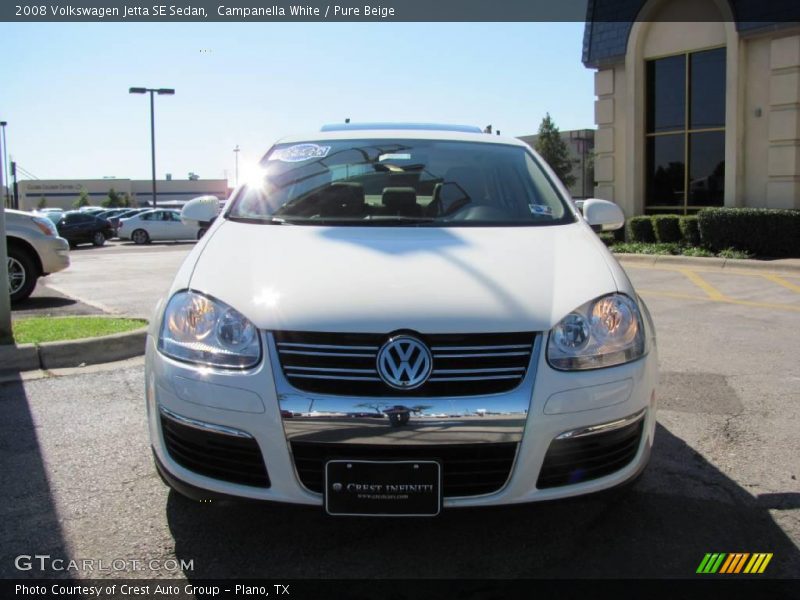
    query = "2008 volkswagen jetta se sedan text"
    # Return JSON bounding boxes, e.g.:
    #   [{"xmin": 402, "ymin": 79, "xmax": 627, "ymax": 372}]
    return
[{"xmin": 145, "ymin": 123, "xmax": 658, "ymax": 516}]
